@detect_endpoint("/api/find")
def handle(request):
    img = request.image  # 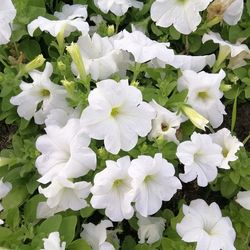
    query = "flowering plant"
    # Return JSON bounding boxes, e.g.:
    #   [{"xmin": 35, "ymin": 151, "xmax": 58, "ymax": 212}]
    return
[{"xmin": 0, "ymin": 0, "xmax": 250, "ymax": 249}]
